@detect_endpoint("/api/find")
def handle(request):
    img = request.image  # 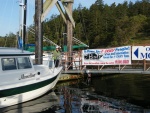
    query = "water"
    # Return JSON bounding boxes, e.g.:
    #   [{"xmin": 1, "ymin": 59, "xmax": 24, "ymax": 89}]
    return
[{"xmin": 1, "ymin": 74, "xmax": 150, "ymax": 113}]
